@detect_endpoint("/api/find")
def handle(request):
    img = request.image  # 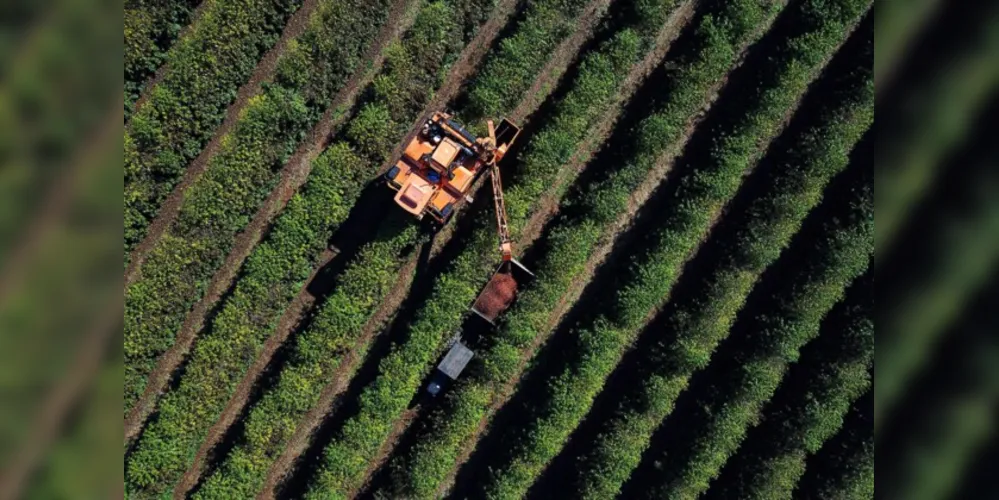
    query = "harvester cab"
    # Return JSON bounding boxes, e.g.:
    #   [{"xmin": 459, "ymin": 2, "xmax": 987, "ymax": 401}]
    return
[{"xmin": 384, "ymin": 112, "xmax": 520, "ymax": 225}]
